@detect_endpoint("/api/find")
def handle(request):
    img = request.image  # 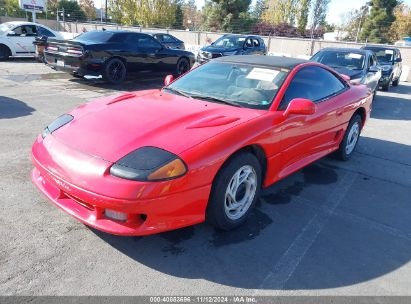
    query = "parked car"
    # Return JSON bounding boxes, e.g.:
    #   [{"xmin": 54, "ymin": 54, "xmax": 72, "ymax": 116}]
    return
[
  {"xmin": 44, "ymin": 30, "xmax": 195, "ymax": 84},
  {"xmin": 311, "ymin": 48, "xmax": 381, "ymax": 98},
  {"xmin": 149, "ymin": 33, "xmax": 185, "ymax": 50},
  {"xmin": 31, "ymin": 55, "xmax": 372, "ymax": 236},
  {"xmin": 362, "ymin": 45, "xmax": 402, "ymax": 91},
  {"xmin": 0, "ymin": 21, "xmax": 62, "ymax": 60},
  {"xmin": 197, "ymin": 34, "xmax": 267, "ymax": 64}
]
